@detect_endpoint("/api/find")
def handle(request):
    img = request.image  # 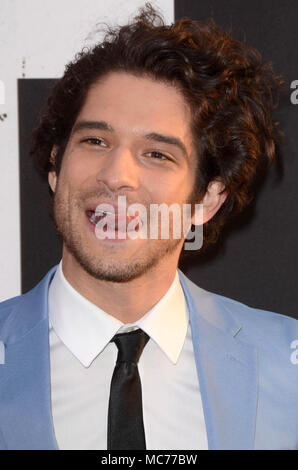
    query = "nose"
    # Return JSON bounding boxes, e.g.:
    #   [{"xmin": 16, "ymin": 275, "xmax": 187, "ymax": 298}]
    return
[{"xmin": 96, "ymin": 146, "xmax": 139, "ymax": 193}]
